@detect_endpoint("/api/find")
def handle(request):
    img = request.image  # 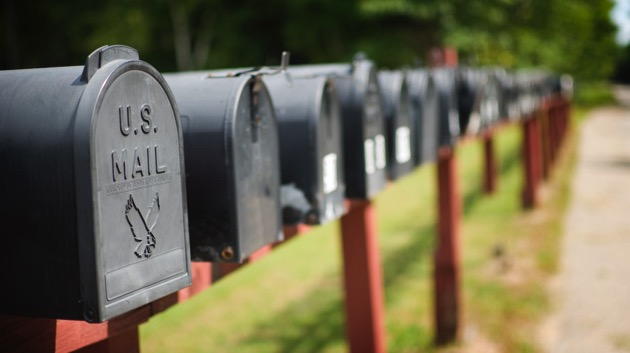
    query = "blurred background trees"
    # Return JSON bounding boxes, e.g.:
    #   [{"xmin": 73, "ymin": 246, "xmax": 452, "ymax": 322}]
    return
[{"xmin": 0, "ymin": 0, "xmax": 620, "ymax": 81}]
